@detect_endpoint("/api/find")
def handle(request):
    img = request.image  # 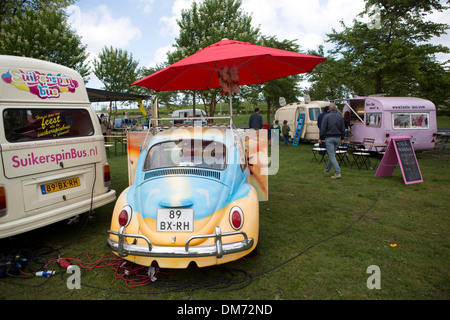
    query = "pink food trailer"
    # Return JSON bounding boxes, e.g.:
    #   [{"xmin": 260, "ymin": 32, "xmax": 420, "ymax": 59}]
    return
[{"xmin": 343, "ymin": 97, "xmax": 437, "ymax": 151}]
